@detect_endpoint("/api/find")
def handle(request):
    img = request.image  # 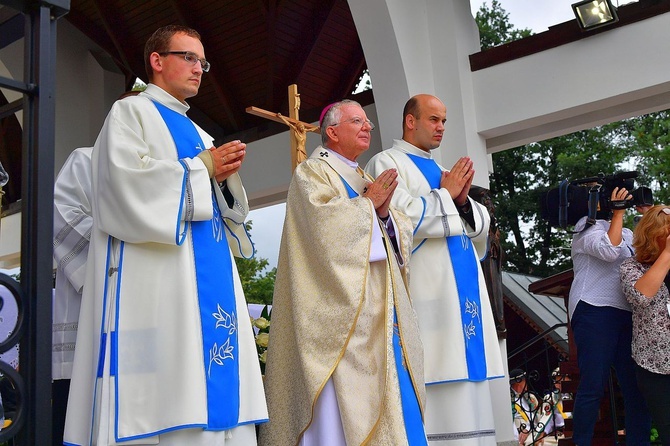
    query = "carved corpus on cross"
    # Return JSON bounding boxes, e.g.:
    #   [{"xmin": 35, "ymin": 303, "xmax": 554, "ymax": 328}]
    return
[{"xmin": 246, "ymin": 84, "xmax": 320, "ymax": 171}]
